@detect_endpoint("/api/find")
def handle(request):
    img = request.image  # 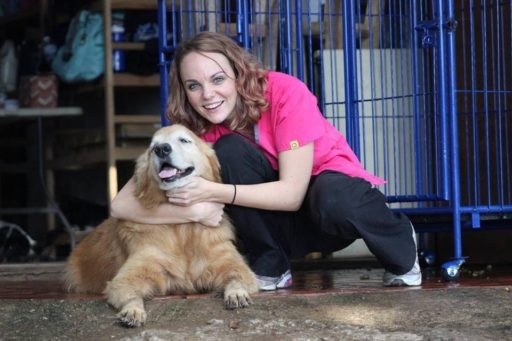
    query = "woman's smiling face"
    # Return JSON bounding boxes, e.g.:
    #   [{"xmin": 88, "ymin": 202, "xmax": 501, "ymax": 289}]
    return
[{"xmin": 179, "ymin": 51, "xmax": 238, "ymax": 124}]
